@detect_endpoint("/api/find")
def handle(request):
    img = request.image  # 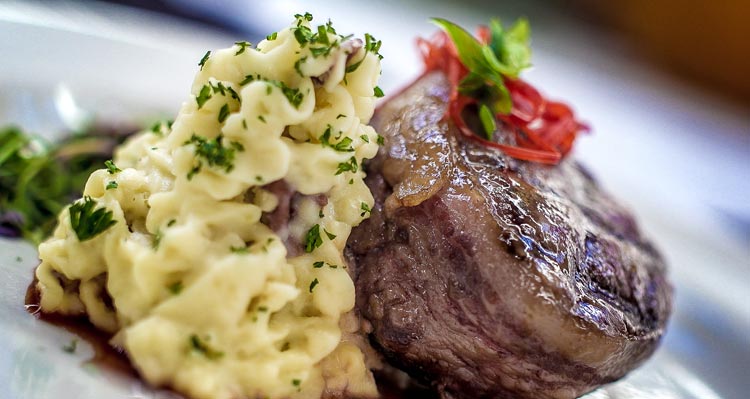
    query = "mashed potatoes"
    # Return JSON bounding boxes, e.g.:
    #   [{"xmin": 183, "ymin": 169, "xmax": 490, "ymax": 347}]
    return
[{"xmin": 35, "ymin": 14, "xmax": 383, "ymax": 399}]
